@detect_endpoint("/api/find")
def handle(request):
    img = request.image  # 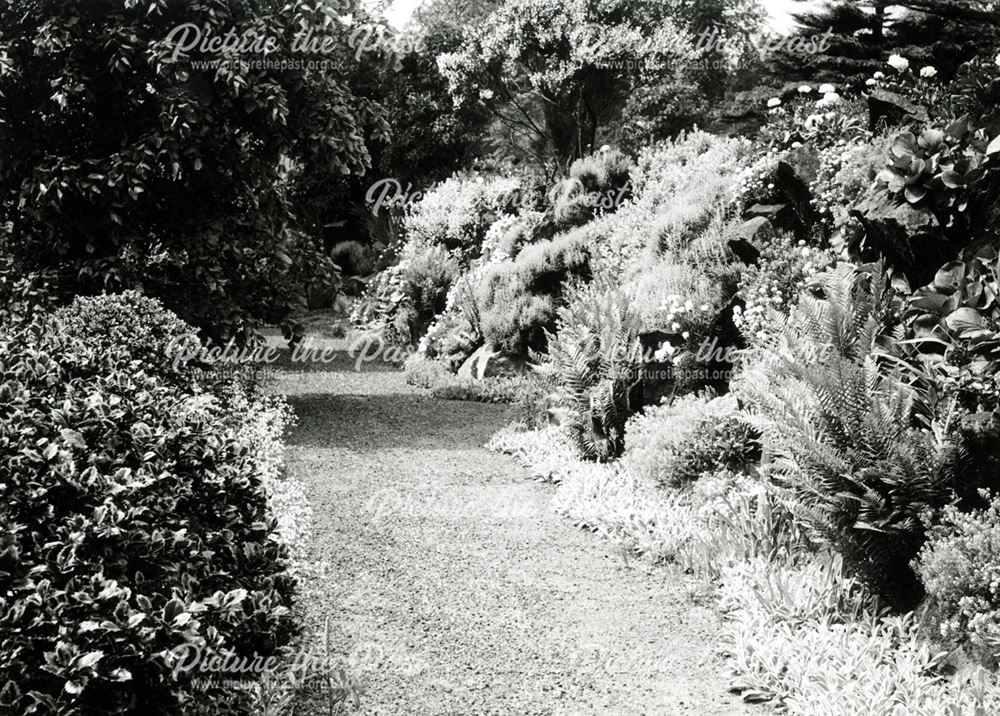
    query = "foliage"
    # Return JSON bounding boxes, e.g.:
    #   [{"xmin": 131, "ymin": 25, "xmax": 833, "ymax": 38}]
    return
[
  {"xmin": 765, "ymin": 0, "xmax": 999, "ymax": 88},
  {"xmin": 544, "ymin": 281, "xmax": 644, "ymax": 460},
  {"xmin": 551, "ymin": 148, "xmax": 632, "ymax": 229},
  {"xmin": 811, "ymin": 135, "xmax": 890, "ymax": 231},
  {"xmin": 903, "ymin": 249, "xmax": 1000, "ymax": 411},
  {"xmin": 722, "ymin": 555, "xmax": 1000, "ymax": 714},
  {"xmin": 401, "ymin": 174, "xmax": 522, "ymax": 261},
  {"xmin": 437, "ymin": 0, "xmax": 761, "ymax": 169},
  {"xmin": 733, "ymin": 232, "xmax": 838, "ymax": 342},
  {"xmin": 53, "ymin": 290, "xmax": 200, "ymax": 385},
  {"xmin": 623, "ymin": 394, "xmax": 760, "ymax": 488},
  {"xmin": 0, "ymin": 0, "xmax": 386, "ymax": 340},
  {"xmin": 737, "ymin": 262, "xmax": 962, "ymax": 606},
  {"xmin": 915, "ymin": 495, "xmax": 1000, "ymax": 666},
  {"xmin": 596, "ymin": 130, "xmax": 756, "ymax": 276},
  {"xmin": 477, "ymin": 229, "xmax": 591, "ymax": 355},
  {"xmin": 419, "ymin": 312, "xmax": 481, "ymax": 371},
  {"xmin": 0, "ymin": 295, "xmax": 296, "ymax": 714},
  {"xmin": 851, "ymin": 118, "xmax": 1000, "ymax": 285}
]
